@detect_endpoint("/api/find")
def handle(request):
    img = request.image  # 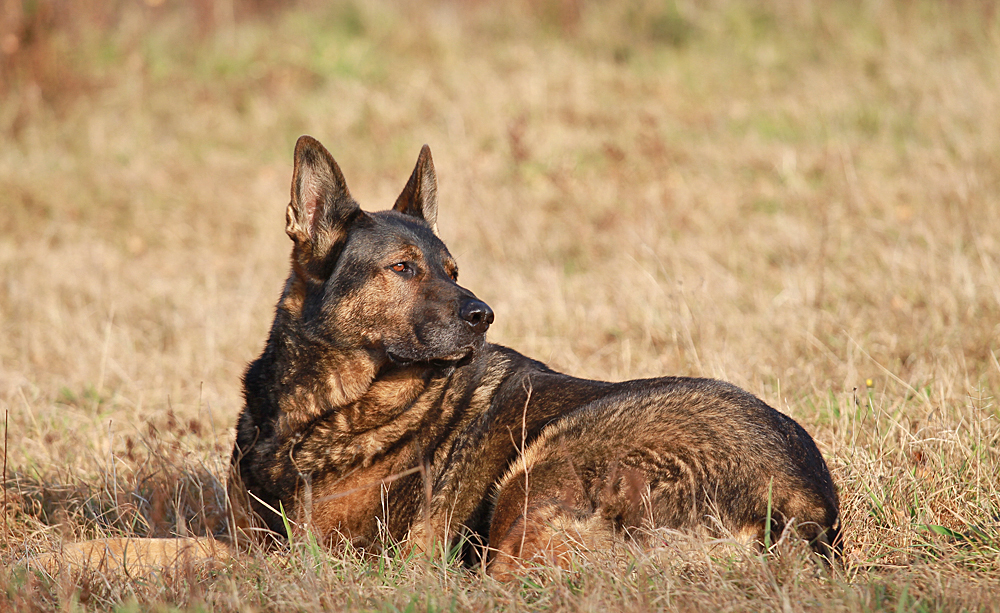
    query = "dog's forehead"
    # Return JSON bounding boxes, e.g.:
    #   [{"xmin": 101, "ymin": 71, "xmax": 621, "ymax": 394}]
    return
[{"xmin": 352, "ymin": 211, "xmax": 453, "ymax": 261}]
